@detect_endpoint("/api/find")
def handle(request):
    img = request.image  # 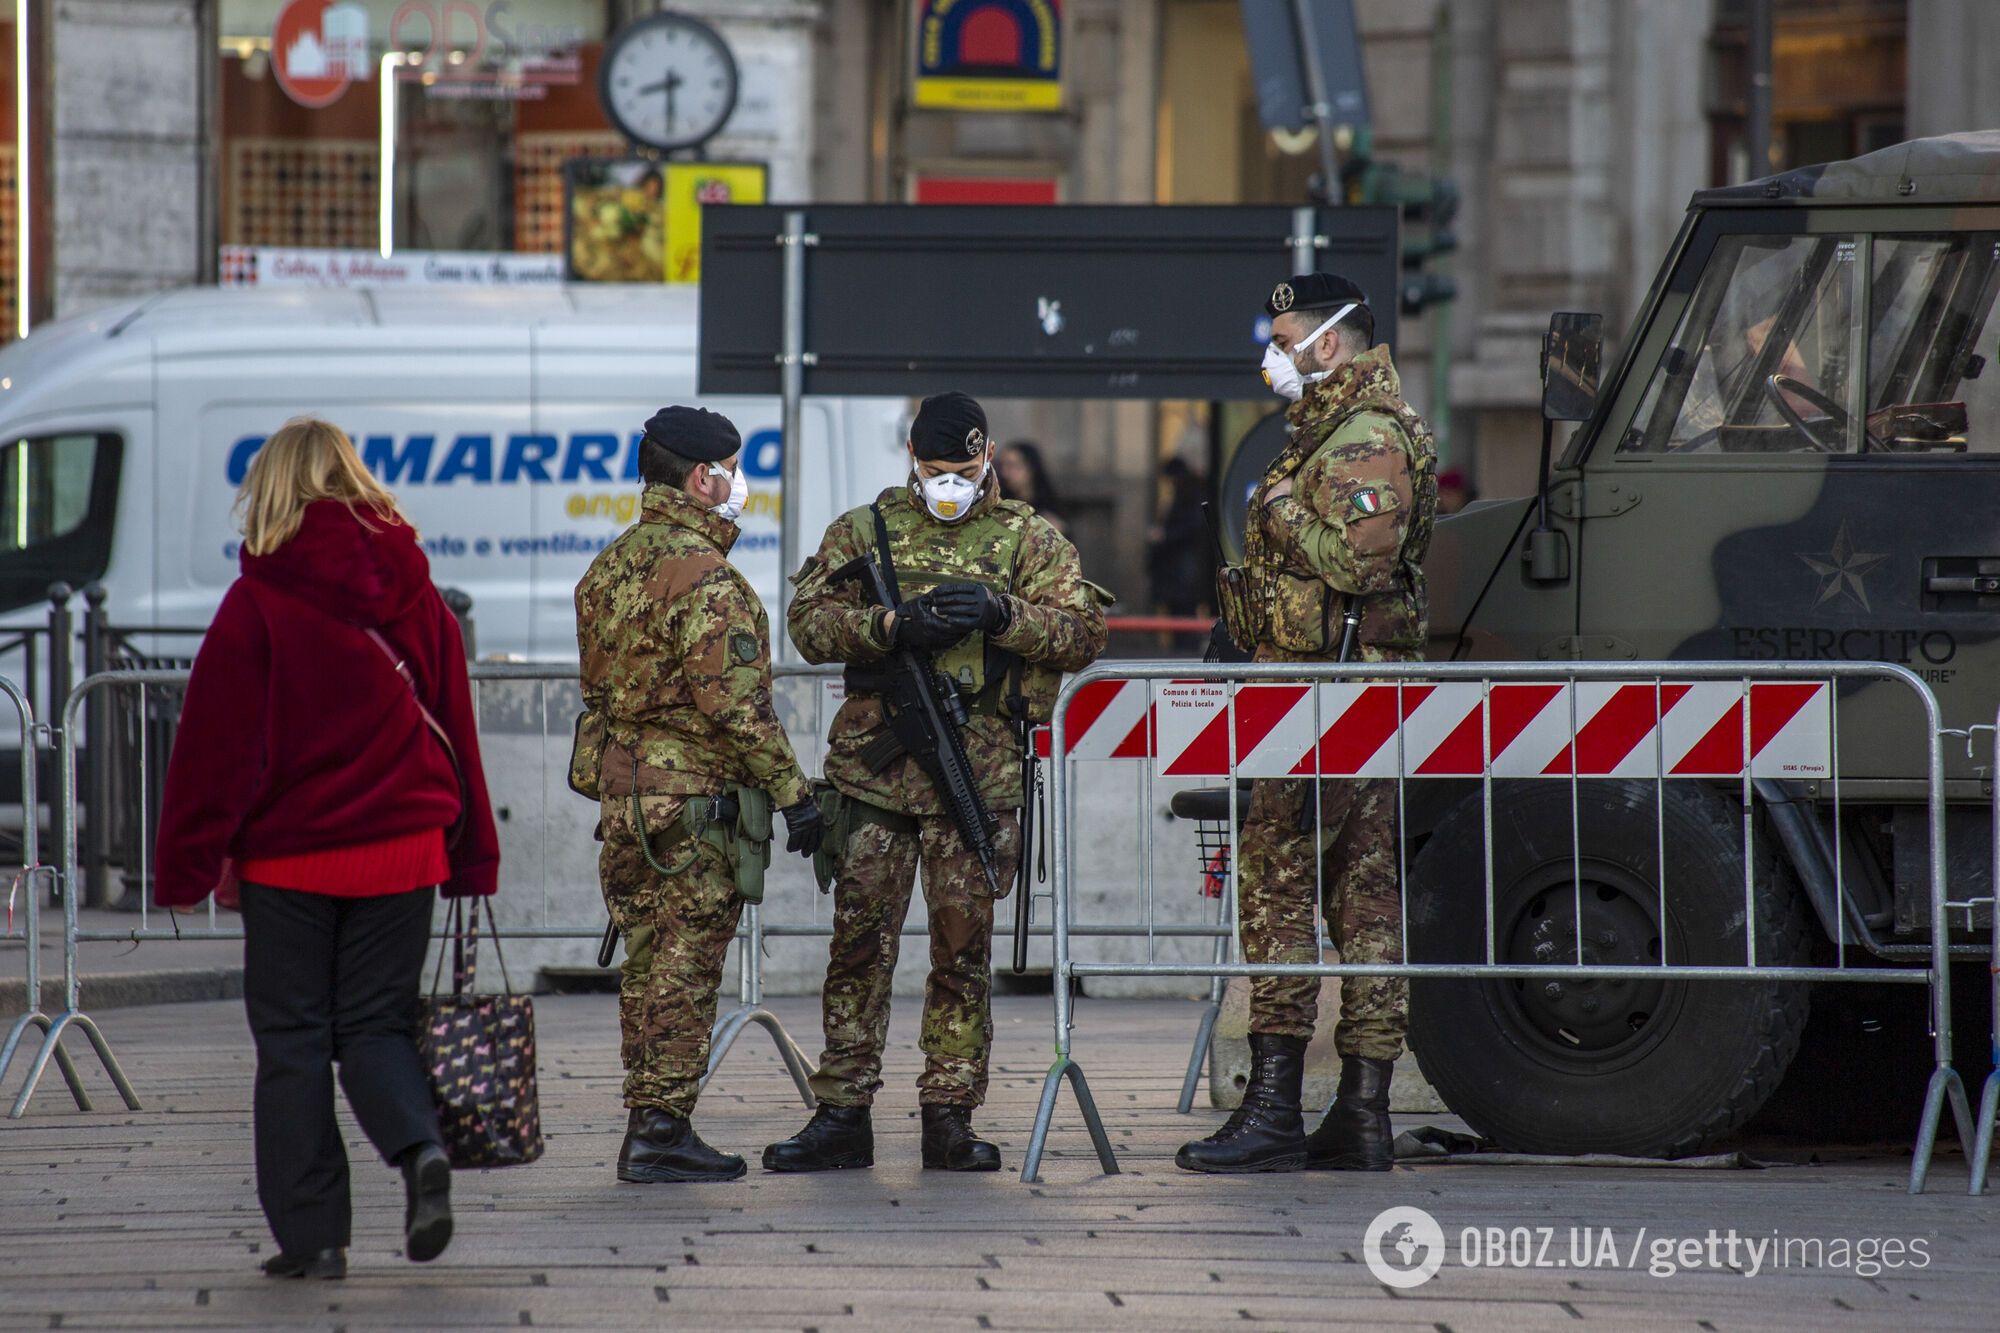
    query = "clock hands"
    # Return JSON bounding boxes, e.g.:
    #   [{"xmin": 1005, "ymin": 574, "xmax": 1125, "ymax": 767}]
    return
[{"xmin": 635, "ymin": 70, "xmax": 685, "ymax": 132}]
